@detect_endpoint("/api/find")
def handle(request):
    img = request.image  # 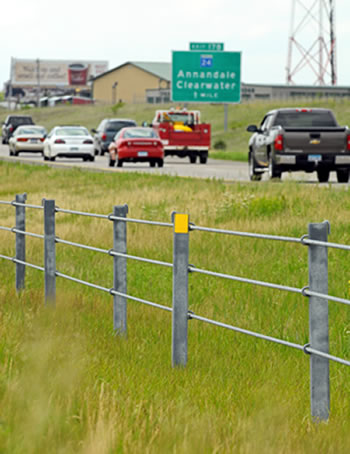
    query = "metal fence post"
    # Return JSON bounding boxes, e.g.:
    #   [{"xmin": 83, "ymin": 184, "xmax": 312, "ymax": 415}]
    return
[
  {"xmin": 172, "ymin": 212, "xmax": 190, "ymax": 367},
  {"xmin": 113, "ymin": 205, "xmax": 128, "ymax": 335},
  {"xmin": 308, "ymin": 221, "xmax": 330, "ymax": 421},
  {"xmin": 43, "ymin": 199, "xmax": 56, "ymax": 305},
  {"xmin": 15, "ymin": 193, "xmax": 27, "ymax": 292}
]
